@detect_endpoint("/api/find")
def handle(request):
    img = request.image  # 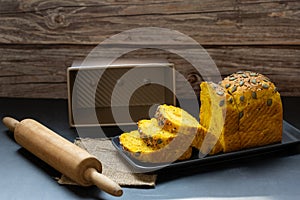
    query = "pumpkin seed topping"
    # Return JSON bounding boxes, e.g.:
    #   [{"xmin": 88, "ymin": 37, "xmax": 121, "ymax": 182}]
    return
[
  {"xmin": 217, "ymin": 90, "xmax": 224, "ymax": 96},
  {"xmin": 252, "ymin": 92, "xmax": 257, "ymax": 99},
  {"xmin": 231, "ymin": 85, "xmax": 237, "ymax": 93},
  {"xmin": 225, "ymin": 83, "xmax": 231, "ymax": 89},
  {"xmin": 157, "ymin": 139, "xmax": 163, "ymax": 144},
  {"xmin": 251, "ymin": 79, "xmax": 257, "ymax": 84},
  {"xmin": 267, "ymin": 99, "xmax": 273, "ymax": 106},
  {"xmin": 262, "ymin": 83, "xmax": 269, "ymax": 89},
  {"xmin": 240, "ymin": 95, "xmax": 245, "ymax": 102},
  {"xmin": 229, "ymin": 77, "xmax": 236, "ymax": 81},
  {"xmin": 219, "ymin": 99, "xmax": 225, "ymax": 107},
  {"xmin": 242, "ymin": 74, "xmax": 248, "ymax": 78},
  {"xmin": 239, "ymin": 111, "xmax": 244, "ymax": 119},
  {"xmin": 239, "ymin": 80, "xmax": 244, "ymax": 86}
]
